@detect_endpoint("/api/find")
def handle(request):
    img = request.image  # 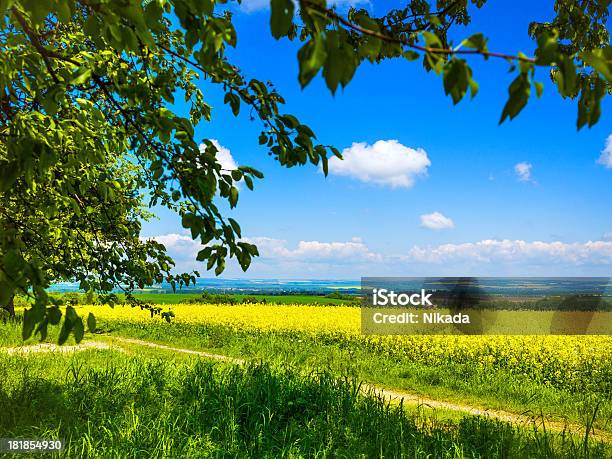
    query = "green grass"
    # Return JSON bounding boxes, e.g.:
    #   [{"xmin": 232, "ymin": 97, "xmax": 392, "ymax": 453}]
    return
[
  {"xmin": 2, "ymin": 314, "xmax": 612, "ymax": 458},
  {"xmin": 96, "ymin": 320, "xmax": 612, "ymax": 434},
  {"xmin": 0, "ymin": 344, "xmax": 609, "ymax": 458}
]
